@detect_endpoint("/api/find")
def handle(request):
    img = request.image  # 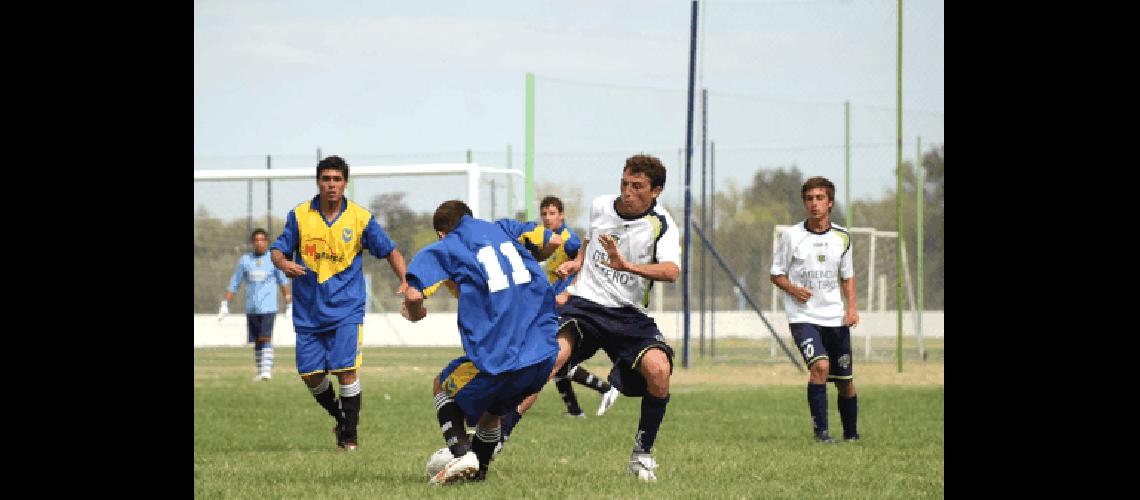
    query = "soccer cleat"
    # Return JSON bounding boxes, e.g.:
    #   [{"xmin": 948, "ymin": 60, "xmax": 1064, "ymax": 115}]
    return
[
  {"xmin": 428, "ymin": 451, "xmax": 480, "ymax": 485},
  {"xmin": 564, "ymin": 411, "xmax": 587, "ymax": 418},
  {"xmin": 843, "ymin": 433, "xmax": 861, "ymax": 442},
  {"xmin": 597, "ymin": 387, "xmax": 620, "ymax": 416},
  {"xmin": 334, "ymin": 423, "xmax": 358, "ymax": 451},
  {"xmin": 814, "ymin": 429, "xmax": 835, "ymax": 444},
  {"xmin": 628, "ymin": 451, "xmax": 659, "ymax": 482}
]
